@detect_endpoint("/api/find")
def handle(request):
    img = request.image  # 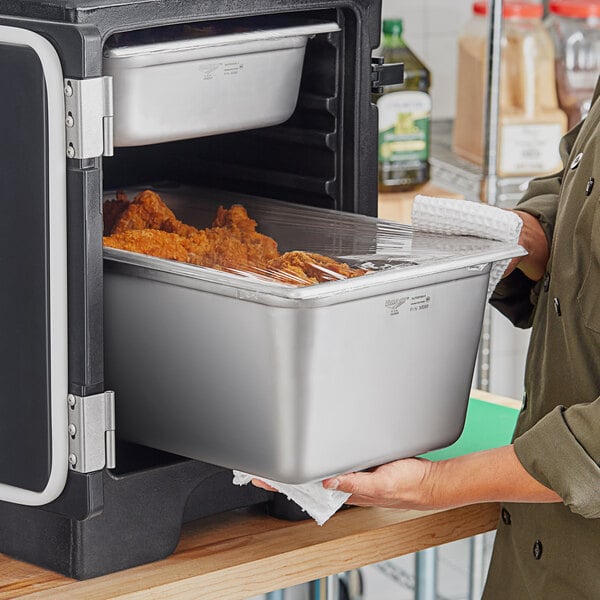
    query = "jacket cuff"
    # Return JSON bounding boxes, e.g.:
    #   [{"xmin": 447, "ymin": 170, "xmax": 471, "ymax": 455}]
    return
[
  {"xmin": 514, "ymin": 406, "xmax": 600, "ymax": 518},
  {"xmin": 488, "ymin": 193, "xmax": 555, "ymax": 327},
  {"xmin": 490, "ymin": 269, "xmax": 541, "ymax": 328}
]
